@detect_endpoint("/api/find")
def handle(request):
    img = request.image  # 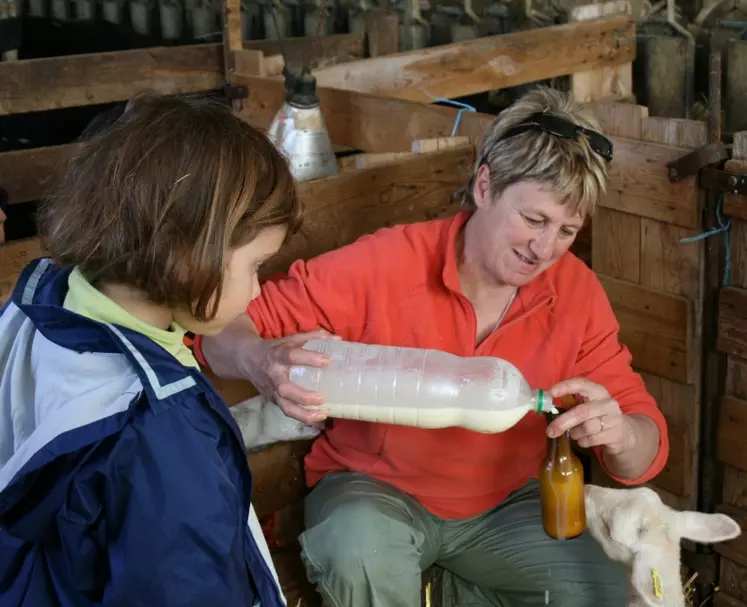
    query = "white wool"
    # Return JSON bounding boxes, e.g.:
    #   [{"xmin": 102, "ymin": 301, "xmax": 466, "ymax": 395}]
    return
[
  {"xmin": 226, "ymin": 399, "xmax": 744, "ymax": 607},
  {"xmin": 229, "ymin": 395, "xmax": 323, "ymax": 453},
  {"xmin": 584, "ymin": 485, "xmax": 742, "ymax": 607}
]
